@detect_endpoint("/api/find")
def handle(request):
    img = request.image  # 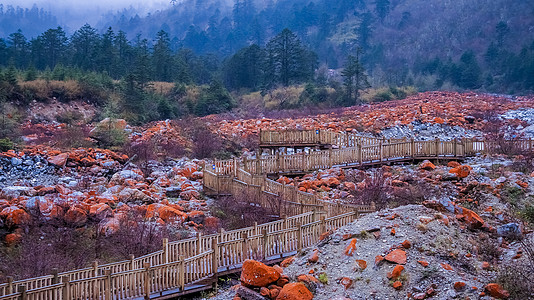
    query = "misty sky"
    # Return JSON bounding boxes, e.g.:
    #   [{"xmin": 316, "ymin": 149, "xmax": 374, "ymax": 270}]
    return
[
  {"xmin": 1, "ymin": 0, "xmax": 169, "ymax": 10},
  {"xmin": 1, "ymin": 0, "xmax": 173, "ymax": 30}
]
